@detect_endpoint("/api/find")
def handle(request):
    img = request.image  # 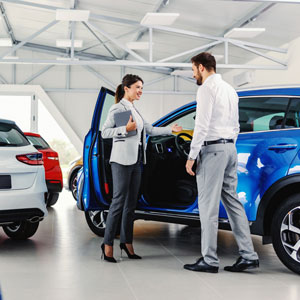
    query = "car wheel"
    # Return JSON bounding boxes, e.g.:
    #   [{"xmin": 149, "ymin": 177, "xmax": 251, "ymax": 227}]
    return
[
  {"xmin": 271, "ymin": 194, "xmax": 300, "ymax": 275},
  {"xmin": 3, "ymin": 221, "xmax": 39, "ymax": 240},
  {"xmin": 85, "ymin": 210, "xmax": 120, "ymax": 237},
  {"xmin": 85, "ymin": 210, "xmax": 107, "ymax": 237},
  {"xmin": 46, "ymin": 192, "xmax": 59, "ymax": 207},
  {"xmin": 70, "ymin": 171, "xmax": 78, "ymax": 200}
]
